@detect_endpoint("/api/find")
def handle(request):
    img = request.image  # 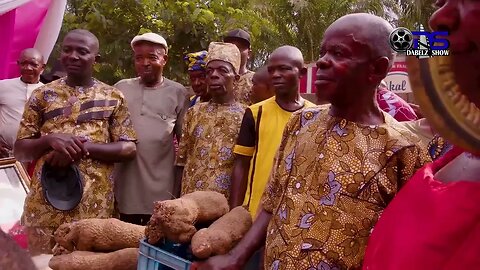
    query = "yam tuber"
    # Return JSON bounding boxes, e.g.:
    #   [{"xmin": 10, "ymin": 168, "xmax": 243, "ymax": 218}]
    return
[
  {"xmin": 143, "ymin": 216, "xmax": 165, "ymax": 245},
  {"xmin": 191, "ymin": 206, "xmax": 252, "ymax": 259},
  {"xmin": 52, "ymin": 243, "xmax": 70, "ymax": 256},
  {"xmin": 49, "ymin": 248, "xmax": 138, "ymax": 270},
  {"xmin": 54, "ymin": 218, "xmax": 144, "ymax": 252},
  {"xmin": 145, "ymin": 191, "xmax": 229, "ymax": 244}
]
